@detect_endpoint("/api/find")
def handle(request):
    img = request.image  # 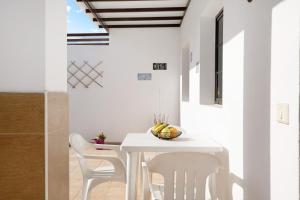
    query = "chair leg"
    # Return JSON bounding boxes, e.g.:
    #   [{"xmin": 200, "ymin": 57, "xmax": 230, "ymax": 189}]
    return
[
  {"xmin": 82, "ymin": 178, "xmax": 91, "ymax": 200},
  {"xmin": 142, "ymin": 163, "xmax": 151, "ymax": 200},
  {"xmin": 209, "ymin": 174, "xmax": 218, "ymax": 200},
  {"xmin": 142, "ymin": 184, "xmax": 150, "ymax": 200},
  {"xmin": 138, "ymin": 153, "xmax": 144, "ymax": 188}
]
